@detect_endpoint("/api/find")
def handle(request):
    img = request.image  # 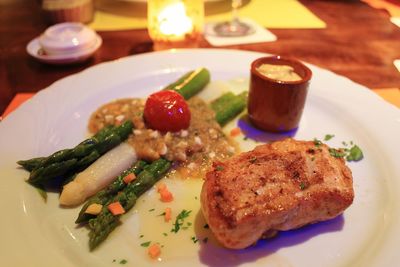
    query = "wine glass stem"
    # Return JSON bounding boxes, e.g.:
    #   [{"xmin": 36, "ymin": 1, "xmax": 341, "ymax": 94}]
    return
[{"xmin": 231, "ymin": 0, "xmax": 242, "ymax": 23}]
